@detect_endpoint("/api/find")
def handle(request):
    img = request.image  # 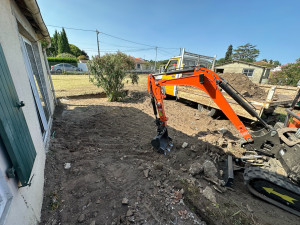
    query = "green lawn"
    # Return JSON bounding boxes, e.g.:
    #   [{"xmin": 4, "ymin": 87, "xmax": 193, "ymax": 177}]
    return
[{"xmin": 52, "ymin": 74, "xmax": 148, "ymax": 98}]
